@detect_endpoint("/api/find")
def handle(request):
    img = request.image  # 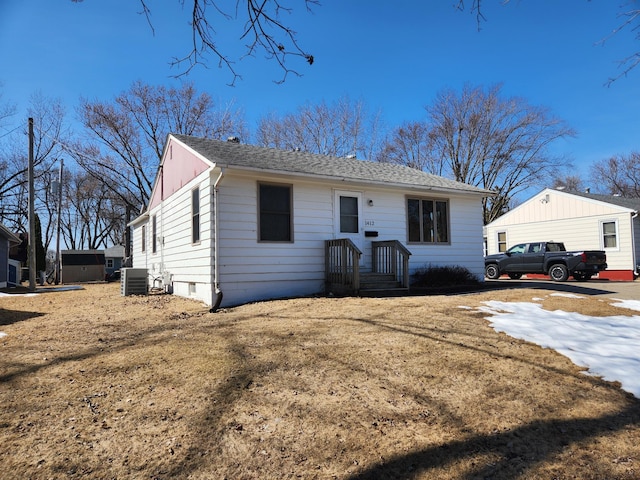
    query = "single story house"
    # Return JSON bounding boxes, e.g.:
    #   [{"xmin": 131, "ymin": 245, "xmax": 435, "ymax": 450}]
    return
[
  {"xmin": 130, "ymin": 134, "xmax": 491, "ymax": 309},
  {"xmin": 0, "ymin": 223, "xmax": 21, "ymax": 288},
  {"xmin": 104, "ymin": 244, "xmax": 125, "ymax": 277},
  {"xmin": 484, "ymin": 188, "xmax": 640, "ymax": 281},
  {"xmin": 61, "ymin": 250, "xmax": 106, "ymax": 283}
]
